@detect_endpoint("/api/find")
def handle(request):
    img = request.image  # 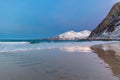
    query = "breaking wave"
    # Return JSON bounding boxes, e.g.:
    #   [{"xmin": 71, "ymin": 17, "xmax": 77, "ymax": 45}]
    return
[
  {"xmin": 0, "ymin": 40, "xmax": 118, "ymax": 53},
  {"xmin": 0, "ymin": 42, "xmax": 29, "ymax": 45}
]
